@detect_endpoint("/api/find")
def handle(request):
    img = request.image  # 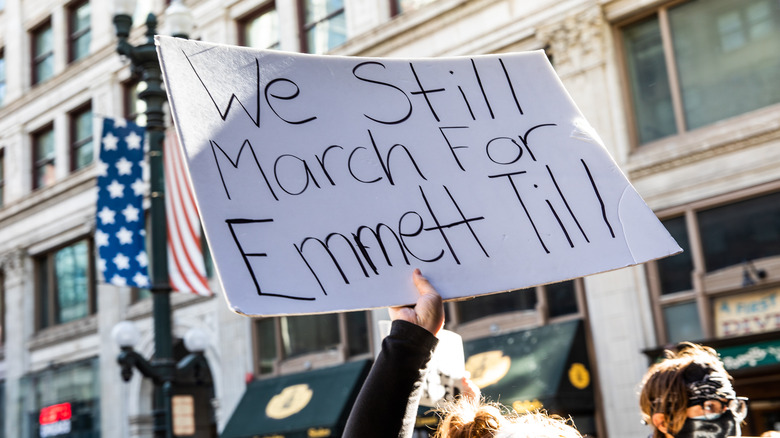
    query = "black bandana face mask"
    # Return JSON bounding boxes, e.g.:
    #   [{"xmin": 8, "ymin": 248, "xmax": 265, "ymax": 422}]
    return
[{"xmin": 674, "ymin": 410, "xmax": 740, "ymax": 438}]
